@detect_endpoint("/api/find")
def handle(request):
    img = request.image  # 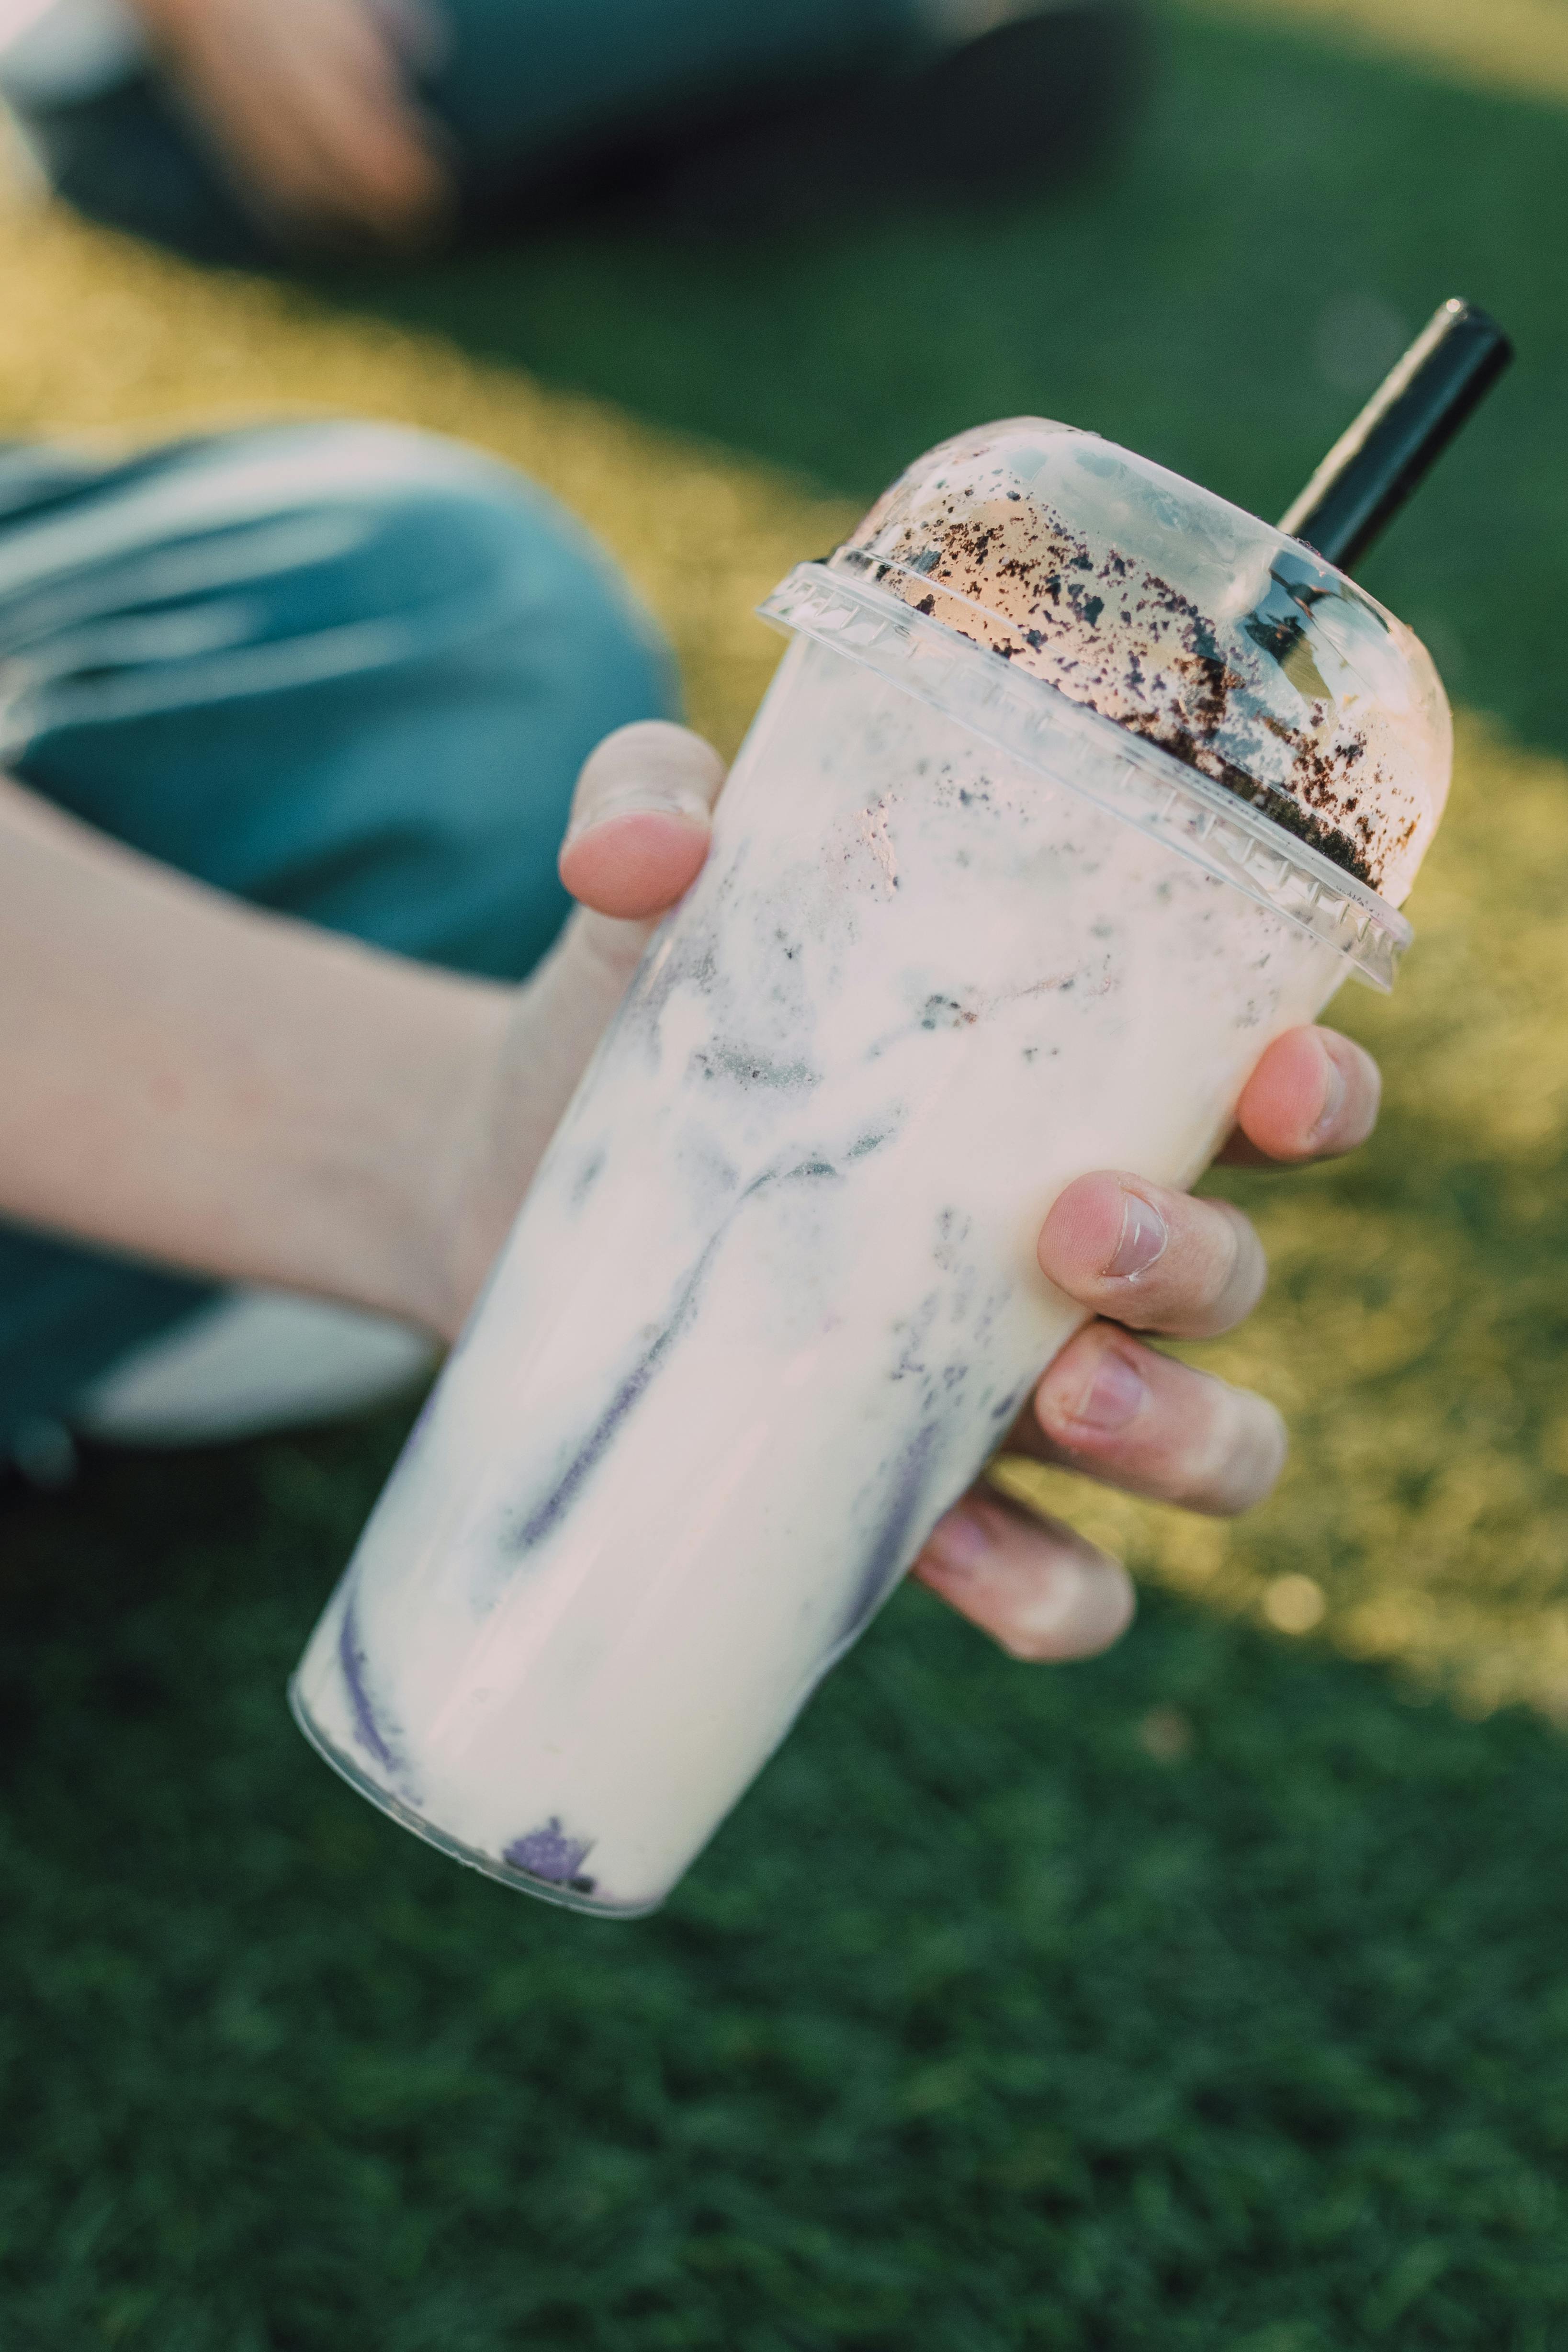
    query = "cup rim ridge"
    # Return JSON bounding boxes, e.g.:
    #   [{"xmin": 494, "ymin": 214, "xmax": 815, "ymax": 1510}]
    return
[{"xmin": 759, "ymin": 560, "xmax": 1413, "ymax": 993}]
